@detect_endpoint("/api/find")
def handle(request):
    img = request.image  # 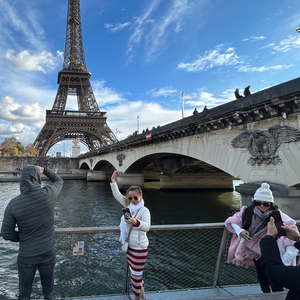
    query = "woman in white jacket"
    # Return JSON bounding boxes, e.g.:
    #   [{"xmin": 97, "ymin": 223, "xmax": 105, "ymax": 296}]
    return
[{"xmin": 110, "ymin": 170, "xmax": 151, "ymax": 300}]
